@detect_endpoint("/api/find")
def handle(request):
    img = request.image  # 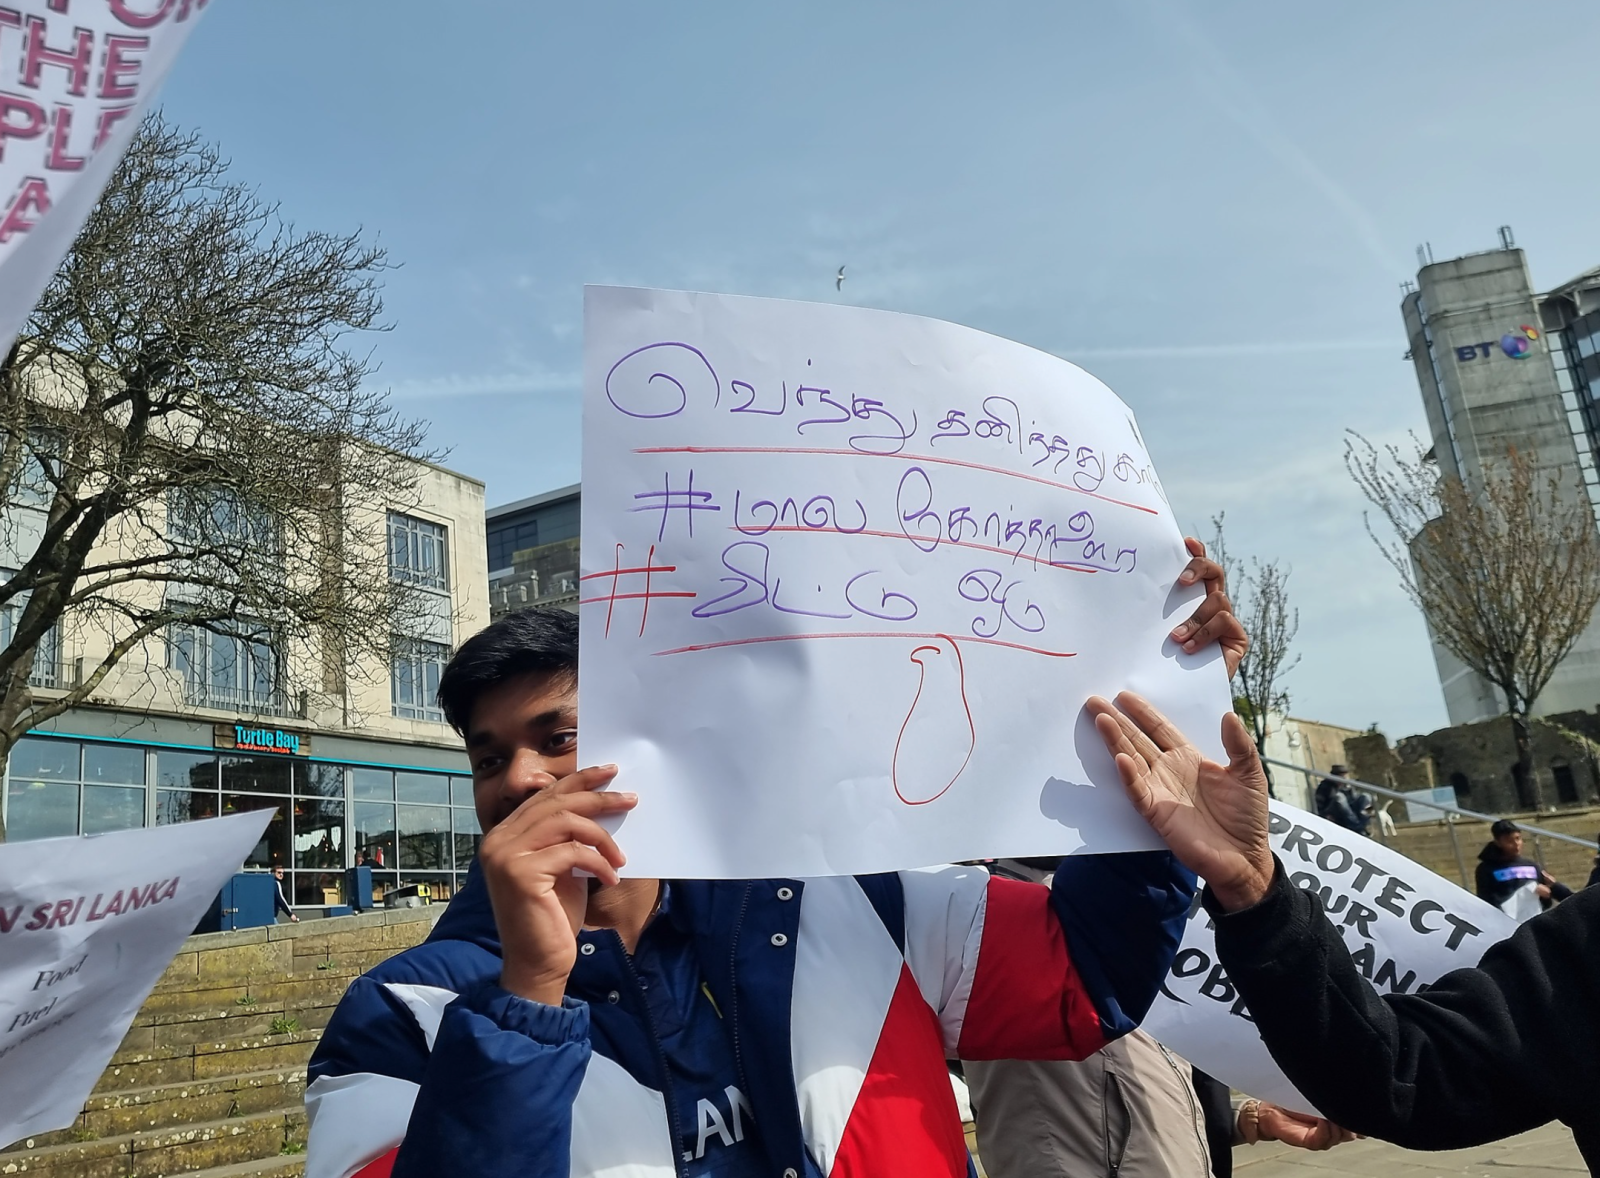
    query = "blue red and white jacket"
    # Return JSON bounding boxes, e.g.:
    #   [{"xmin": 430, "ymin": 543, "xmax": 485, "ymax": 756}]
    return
[{"xmin": 305, "ymin": 851, "xmax": 1194, "ymax": 1178}]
